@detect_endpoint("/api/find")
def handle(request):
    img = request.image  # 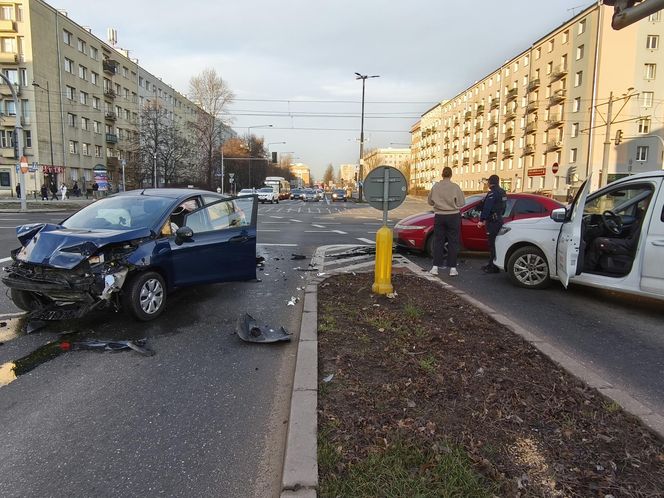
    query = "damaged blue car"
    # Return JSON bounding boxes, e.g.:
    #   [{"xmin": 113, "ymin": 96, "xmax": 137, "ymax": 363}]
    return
[{"xmin": 2, "ymin": 189, "xmax": 258, "ymax": 321}]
